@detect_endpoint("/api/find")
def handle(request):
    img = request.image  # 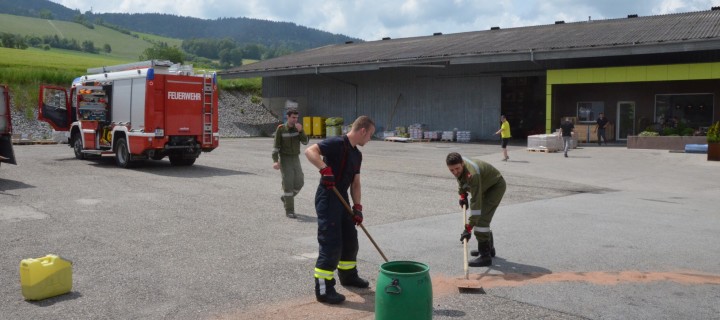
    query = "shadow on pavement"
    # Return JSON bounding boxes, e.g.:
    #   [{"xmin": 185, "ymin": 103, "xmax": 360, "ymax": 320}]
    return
[
  {"xmin": 486, "ymin": 256, "xmax": 552, "ymax": 275},
  {"xmin": 0, "ymin": 178, "xmax": 35, "ymax": 193},
  {"xmin": 27, "ymin": 291, "xmax": 83, "ymax": 306}
]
